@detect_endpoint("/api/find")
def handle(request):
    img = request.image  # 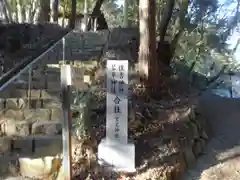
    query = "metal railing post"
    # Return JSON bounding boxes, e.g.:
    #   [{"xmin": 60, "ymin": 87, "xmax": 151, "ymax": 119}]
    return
[{"xmin": 61, "ymin": 38, "xmax": 72, "ymax": 180}]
